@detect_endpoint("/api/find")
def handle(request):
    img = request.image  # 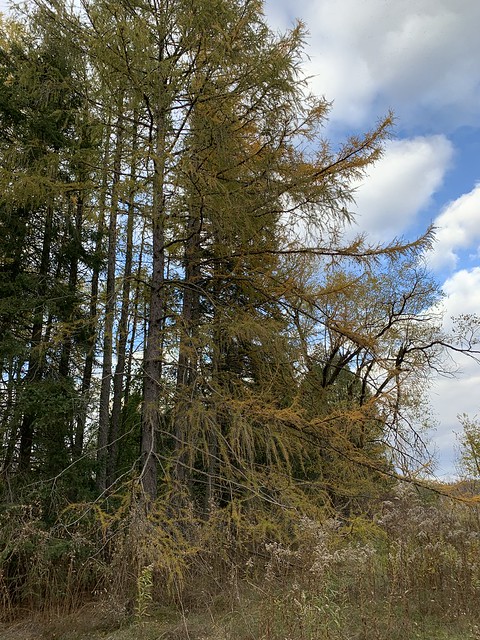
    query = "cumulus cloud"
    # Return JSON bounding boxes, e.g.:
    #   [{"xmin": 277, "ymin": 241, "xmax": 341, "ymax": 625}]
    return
[
  {"xmin": 430, "ymin": 371, "xmax": 480, "ymax": 474},
  {"xmin": 263, "ymin": 0, "xmax": 480, "ymax": 478},
  {"xmin": 266, "ymin": 0, "xmax": 480, "ymax": 130},
  {"xmin": 430, "ymin": 353, "xmax": 480, "ymax": 476},
  {"xmin": 442, "ymin": 267, "xmax": 480, "ymax": 317},
  {"xmin": 427, "ymin": 185, "xmax": 480, "ymax": 271},
  {"xmin": 428, "ymin": 267, "xmax": 480, "ymax": 474},
  {"xmin": 350, "ymin": 135, "xmax": 453, "ymax": 242}
]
